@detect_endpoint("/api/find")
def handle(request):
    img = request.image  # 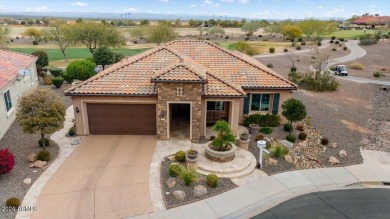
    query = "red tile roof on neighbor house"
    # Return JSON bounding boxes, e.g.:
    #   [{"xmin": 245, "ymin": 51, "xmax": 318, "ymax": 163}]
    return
[
  {"xmin": 66, "ymin": 40, "xmax": 296, "ymax": 97},
  {"xmin": 352, "ymin": 16, "xmax": 390, "ymax": 25},
  {"xmin": 0, "ymin": 50, "xmax": 37, "ymax": 90}
]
